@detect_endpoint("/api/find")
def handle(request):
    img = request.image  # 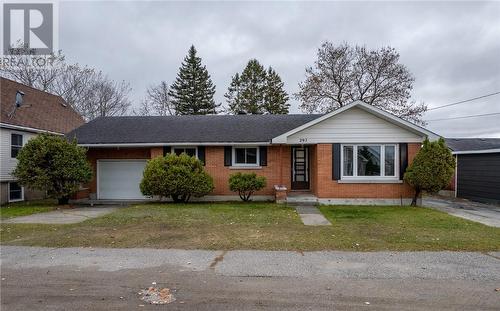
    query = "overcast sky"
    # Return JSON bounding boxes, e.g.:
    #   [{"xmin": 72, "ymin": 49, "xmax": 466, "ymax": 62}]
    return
[{"xmin": 59, "ymin": 1, "xmax": 500, "ymax": 138}]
